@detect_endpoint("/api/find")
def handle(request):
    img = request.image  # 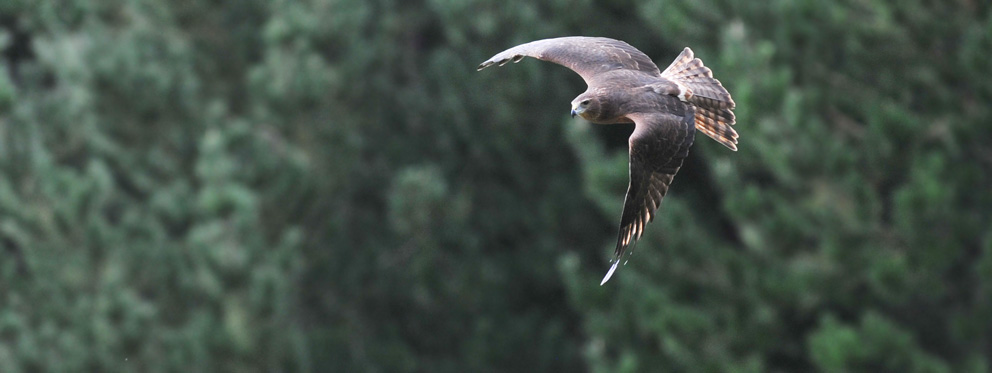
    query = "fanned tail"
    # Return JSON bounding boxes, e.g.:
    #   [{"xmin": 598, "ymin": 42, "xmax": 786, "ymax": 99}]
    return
[{"xmin": 662, "ymin": 48, "xmax": 738, "ymax": 151}]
